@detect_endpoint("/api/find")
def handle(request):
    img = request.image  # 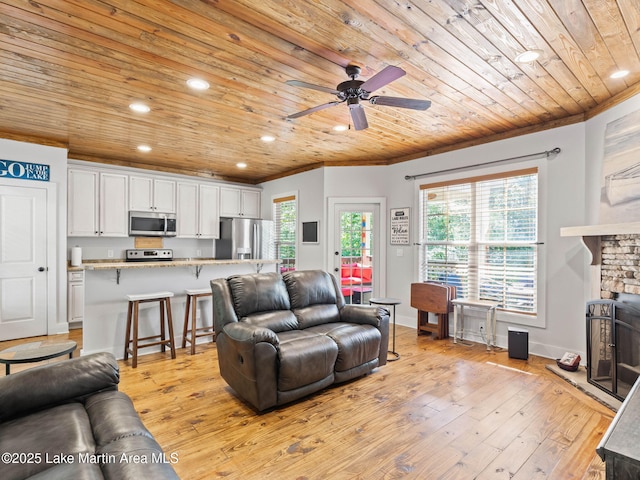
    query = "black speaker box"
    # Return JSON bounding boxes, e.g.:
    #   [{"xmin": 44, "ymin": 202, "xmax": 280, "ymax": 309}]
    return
[{"xmin": 508, "ymin": 327, "xmax": 529, "ymax": 360}]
